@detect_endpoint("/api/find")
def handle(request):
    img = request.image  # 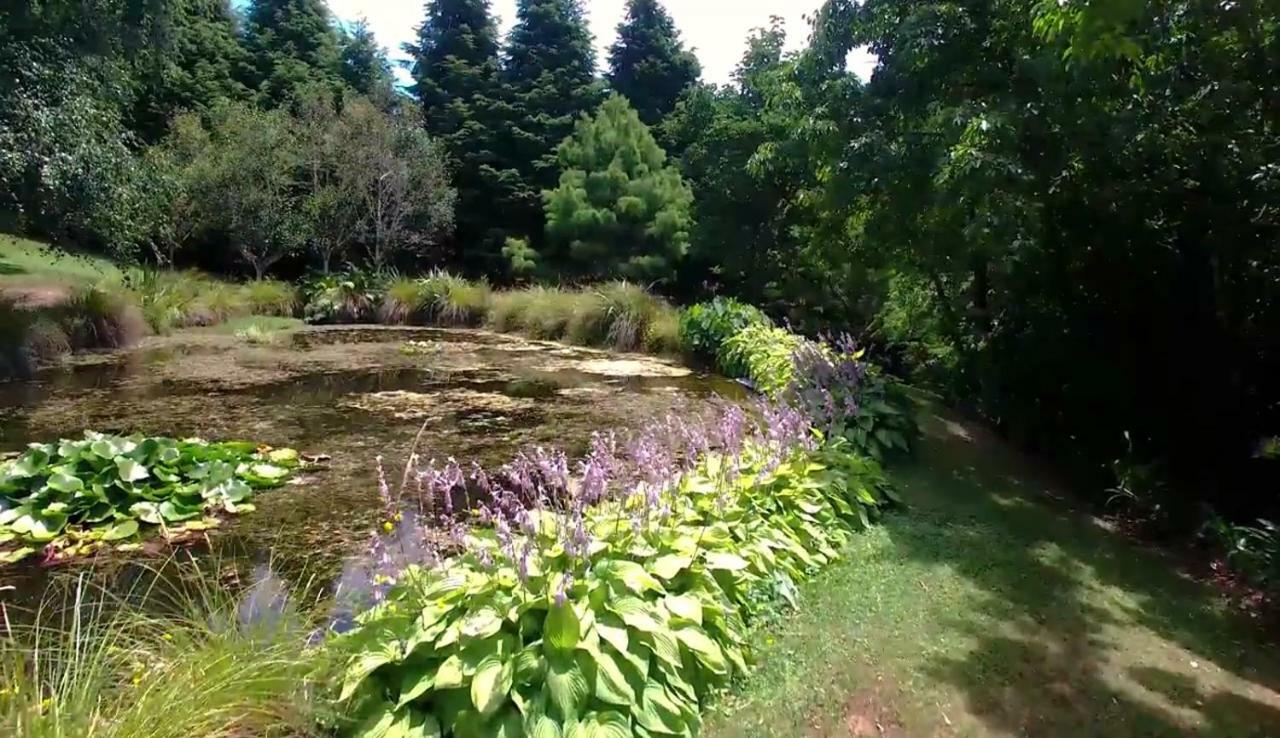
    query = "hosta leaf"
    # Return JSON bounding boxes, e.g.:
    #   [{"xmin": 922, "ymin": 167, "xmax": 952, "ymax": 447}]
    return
[
  {"xmin": 580, "ymin": 711, "xmax": 631, "ymax": 738},
  {"xmin": 341, "ymin": 646, "xmax": 399, "ymax": 702},
  {"xmin": 594, "ymin": 614, "xmax": 629, "ymax": 654},
  {"xmin": 544, "ymin": 602, "xmax": 580, "ymax": 652},
  {"xmin": 433, "ymin": 654, "xmax": 466, "ymax": 690},
  {"xmin": 635, "ymin": 681, "xmax": 686, "ymax": 735},
  {"xmin": 606, "ymin": 597, "xmax": 662, "ymax": 633},
  {"xmin": 589, "ymin": 646, "xmax": 634, "ymax": 707},
  {"xmin": 675, "ymin": 627, "xmax": 728, "ymax": 675},
  {"xmin": 650, "ymin": 554, "xmax": 688, "ymax": 581},
  {"xmin": 527, "ymin": 715, "xmax": 562, "ymax": 738},
  {"xmin": 662, "ymin": 595, "xmax": 702, "ymax": 625},
  {"xmin": 546, "ymin": 653, "xmax": 589, "ymax": 722},
  {"xmin": 397, "ymin": 662, "xmax": 438, "ymax": 708},
  {"xmin": 471, "ymin": 655, "xmax": 513, "ymax": 717},
  {"xmin": 703, "ymin": 551, "xmax": 749, "ymax": 572},
  {"xmin": 594, "ymin": 559, "xmax": 664, "ymax": 595},
  {"xmin": 461, "ymin": 608, "xmax": 503, "ymax": 640}
]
